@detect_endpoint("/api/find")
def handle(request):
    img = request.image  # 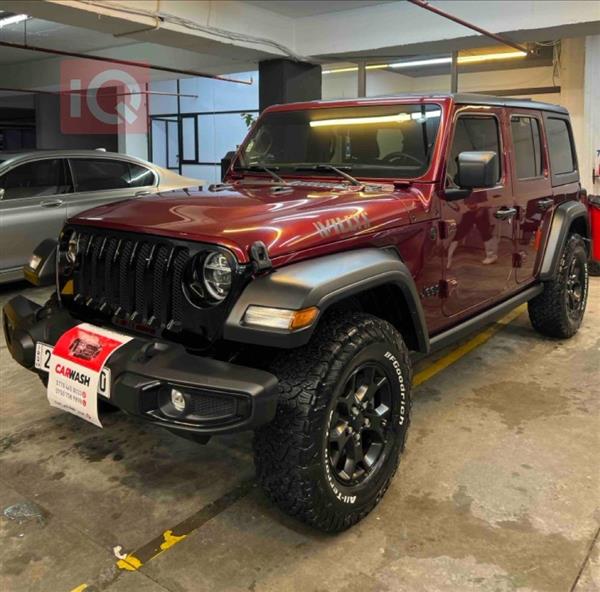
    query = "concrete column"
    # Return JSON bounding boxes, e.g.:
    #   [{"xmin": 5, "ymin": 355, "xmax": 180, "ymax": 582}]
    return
[
  {"xmin": 258, "ymin": 59, "xmax": 321, "ymax": 111},
  {"xmin": 35, "ymin": 94, "xmax": 118, "ymax": 151},
  {"xmin": 583, "ymin": 35, "xmax": 600, "ymax": 193},
  {"xmin": 559, "ymin": 38, "xmax": 585, "ymax": 168}
]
